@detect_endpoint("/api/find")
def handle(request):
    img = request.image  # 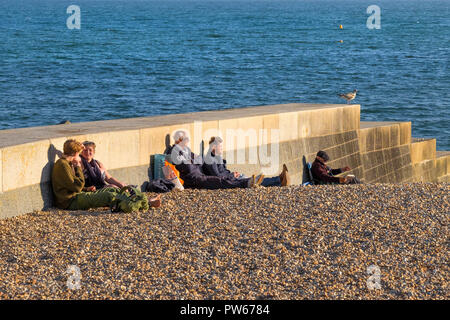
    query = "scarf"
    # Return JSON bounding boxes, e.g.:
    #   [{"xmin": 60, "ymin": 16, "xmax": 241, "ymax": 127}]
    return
[
  {"xmin": 81, "ymin": 157, "xmax": 106, "ymax": 189},
  {"xmin": 204, "ymin": 148, "xmax": 225, "ymax": 165}
]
